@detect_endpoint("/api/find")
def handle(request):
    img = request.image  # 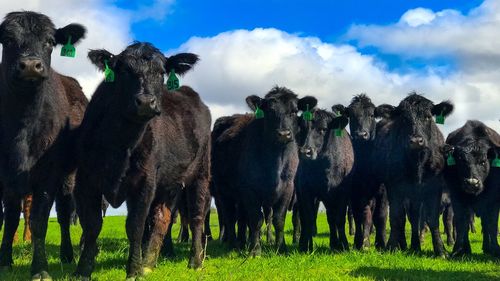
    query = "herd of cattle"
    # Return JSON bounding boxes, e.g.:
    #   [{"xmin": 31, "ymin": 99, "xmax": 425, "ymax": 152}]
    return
[{"xmin": 0, "ymin": 10, "xmax": 499, "ymax": 281}]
